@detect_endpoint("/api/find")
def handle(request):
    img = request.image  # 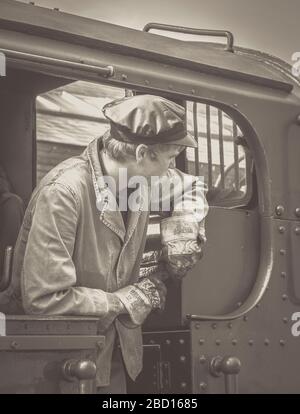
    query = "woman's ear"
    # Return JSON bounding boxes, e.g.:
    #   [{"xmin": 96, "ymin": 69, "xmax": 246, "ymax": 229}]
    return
[{"xmin": 135, "ymin": 144, "xmax": 148, "ymax": 163}]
